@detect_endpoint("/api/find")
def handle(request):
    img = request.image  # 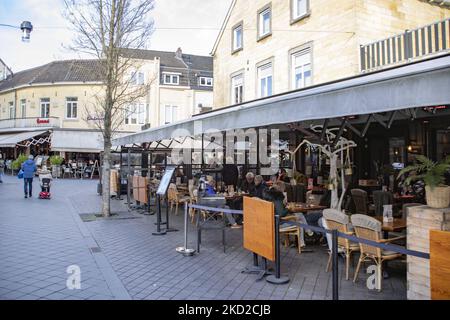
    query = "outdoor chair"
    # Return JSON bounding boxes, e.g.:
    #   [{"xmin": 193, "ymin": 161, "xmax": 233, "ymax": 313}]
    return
[
  {"xmin": 62, "ymin": 165, "xmax": 73, "ymax": 179},
  {"xmin": 323, "ymin": 209, "xmax": 359, "ymax": 280},
  {"xmin": 188, "ymin": 184, "xmax": 199, "ymax": 223},
  {"xmin": 350, "ymin": 214, "xmax": 405, "ymax": 290},
  {"xmin": 372, "ymin": 190, "xmax": 393, "ymax": 216},
  {"xmin": 195, "ymin": 196, "xmax": 228, "ymax": 253},
  {"xmin": 351, "ymin": 189, "xmax": 375, "ymax": 215},
  {"xmin": 168, "ymin": 183, "xmax": 190, "ymax": 215},
  {"xmin": 280, "ymin": 215, "xmax": 302, "ymax": 254}
]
